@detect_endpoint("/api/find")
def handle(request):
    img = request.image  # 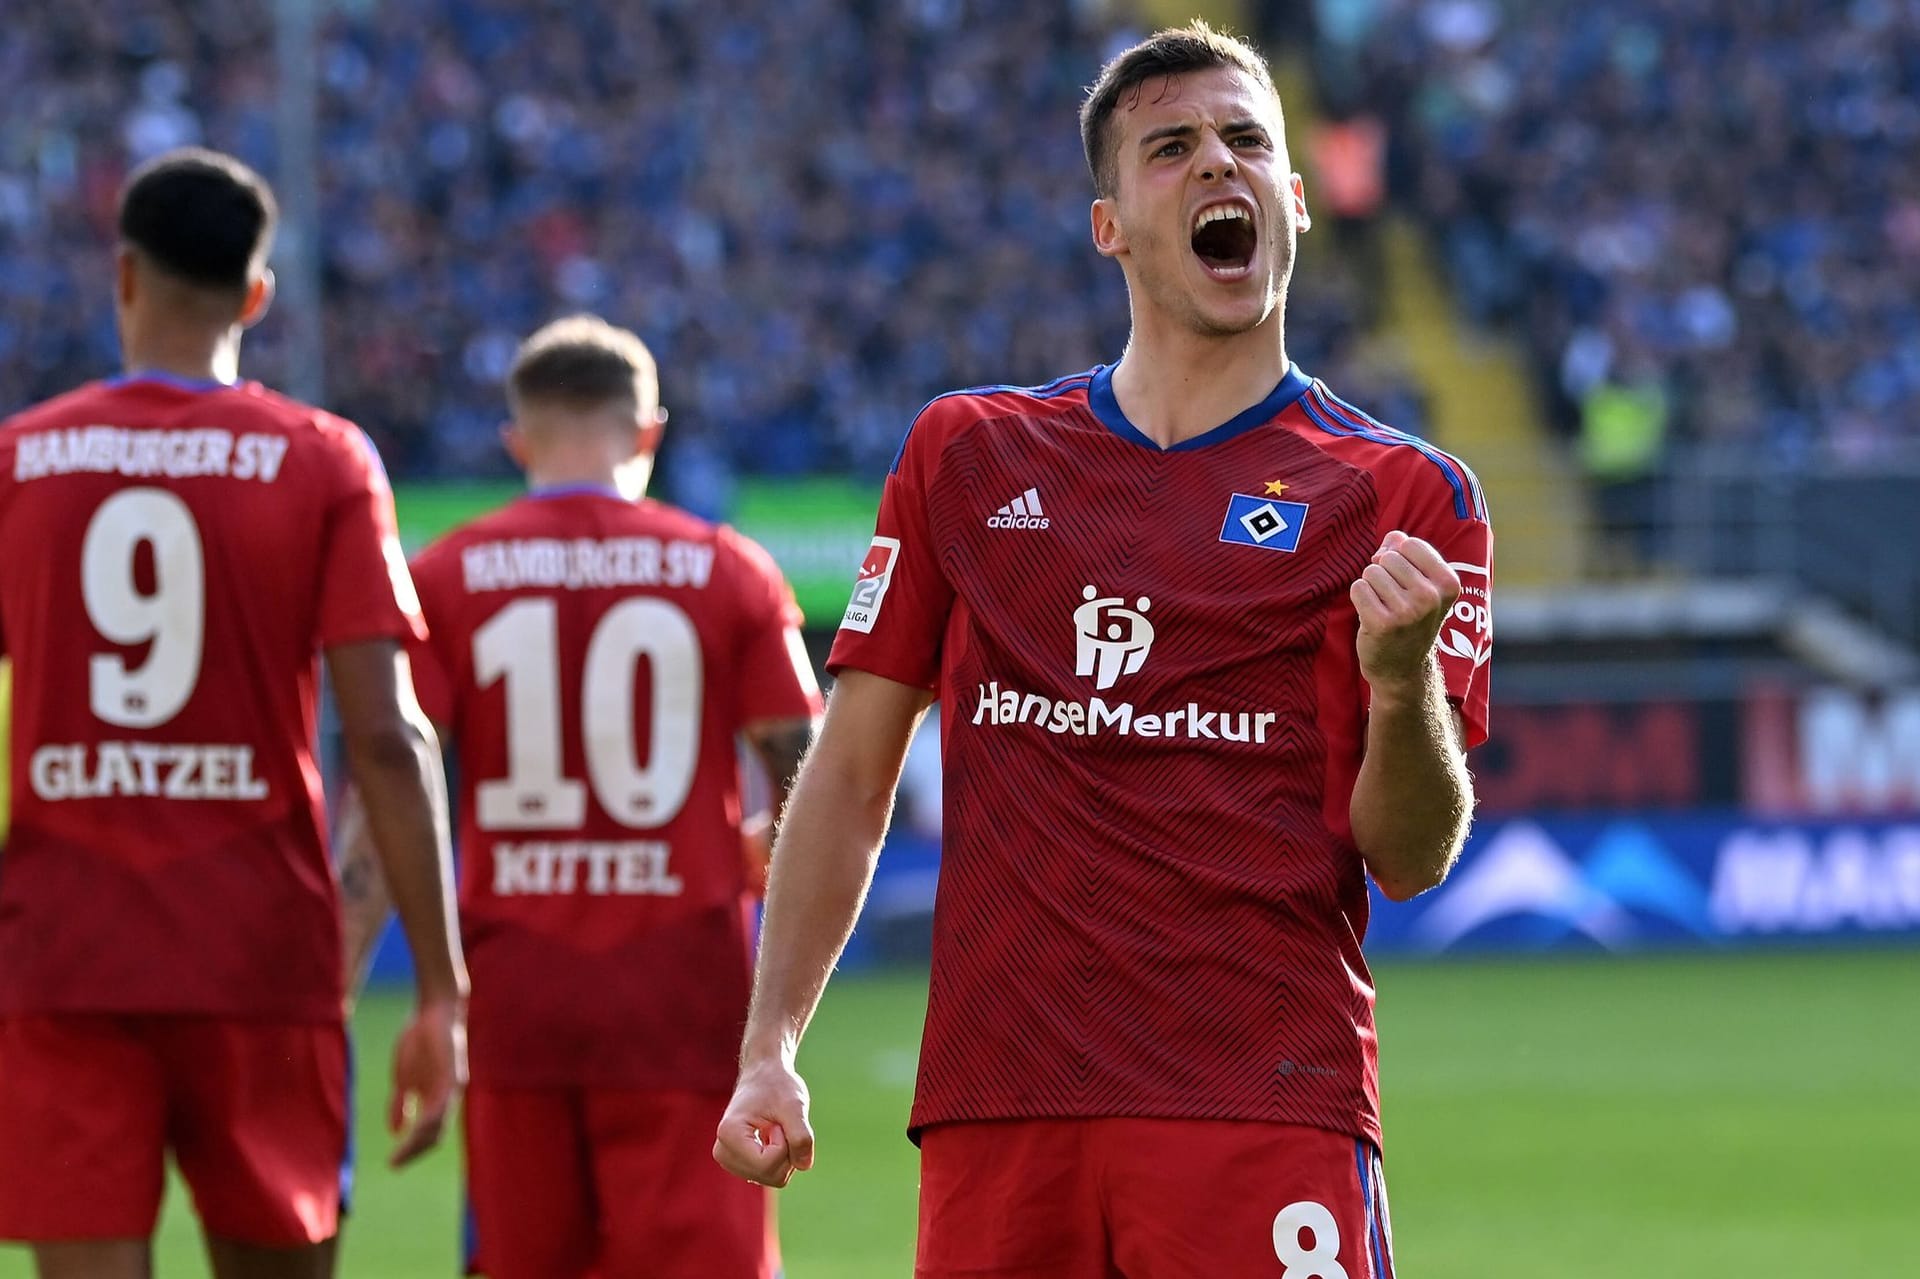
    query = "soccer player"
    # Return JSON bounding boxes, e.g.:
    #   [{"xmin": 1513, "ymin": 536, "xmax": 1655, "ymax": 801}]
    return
[
  {"xmin": 0, "ymin": 148, "xmax": 467, "ymax": 1279},
  {"xmin": 348, "ymin": 315, "xmax": 820, "ymax": 1279},
  {"xmin": 715, "ymin": 22, "xmax": 1492, "ymax": 1278}
]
